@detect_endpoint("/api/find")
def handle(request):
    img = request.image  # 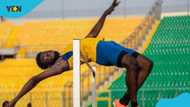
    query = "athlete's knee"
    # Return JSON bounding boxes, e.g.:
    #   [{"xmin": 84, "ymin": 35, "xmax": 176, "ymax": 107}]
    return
[
  {"xmin": 143, "ymin": 58, "xmax": 153, "ymax": 71},
  {"xmin": 149, "ymin": 59, "xmax": 154, "ymax": 69},
  {"xmin": 147, "ymin": 58, "xmax": 153, "ymax": 69}
]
